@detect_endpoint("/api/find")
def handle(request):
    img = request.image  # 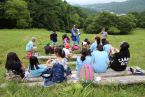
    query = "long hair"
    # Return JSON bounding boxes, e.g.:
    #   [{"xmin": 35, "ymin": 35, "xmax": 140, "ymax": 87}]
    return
[
  {"xmin": 120, "ymin": 42, "xmax": 130, "ymax": 57},
  {"xmin": 95, "ymin": 36, "xmax": 101, "ymax": 45},
  {"xmin": 81, "ymin": 48, "xmax": 89, "ymax": 62},
  {"xmin": 54, "ymin": 47, "xmax": 65, "ymax": 58},
  {"xmin": 5, "ymin": 52, "xmax": 21, "ymax": 70},
  {"xmin": 29, "ymin": 56, "xmax": 40, "ymax": 70},
  {"xmin": 62, "ymin": 34, "xmax": 67, "ymax": 40}
]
